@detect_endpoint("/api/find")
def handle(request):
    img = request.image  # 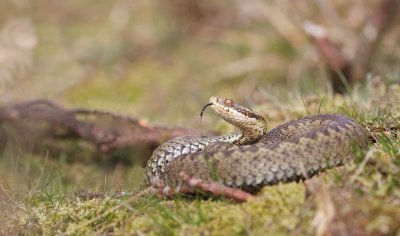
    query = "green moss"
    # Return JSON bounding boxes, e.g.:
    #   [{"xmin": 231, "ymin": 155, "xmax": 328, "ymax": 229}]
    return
[{"xmin": 28, "ymin": 184, "xmax": 311, "ymax": 235}]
